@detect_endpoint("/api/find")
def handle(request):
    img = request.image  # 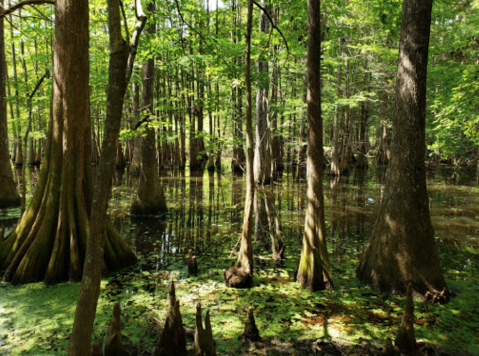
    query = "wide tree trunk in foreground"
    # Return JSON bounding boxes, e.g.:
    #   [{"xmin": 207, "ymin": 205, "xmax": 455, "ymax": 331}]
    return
[
  {"xmin": 0, "ymin": 0, "xmax": 136, "ymax": 285},
  {"xmin": 224, "ymin": 0, "xmax": 254, "ymax": 288},
  {"xmin": 130, "ymin": 2, "xmax": 167, "ymax": 216},
  {"xmin": 0, "ymin": 0, "xmax": 20, "ymax": 209},
  {"xmin": 357, "ymin": 0, "xmax": 447, "ymax": 296},
  {"xmin": 296, "ymin": 0, "xmax": 333, "ymax": 291}
]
